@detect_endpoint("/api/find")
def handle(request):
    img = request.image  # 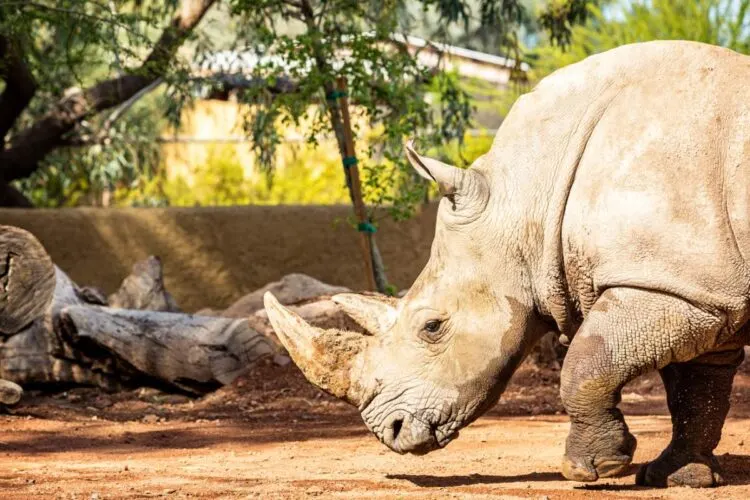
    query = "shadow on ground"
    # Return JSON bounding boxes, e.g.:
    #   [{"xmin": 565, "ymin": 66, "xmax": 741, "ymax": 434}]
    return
[
  {"xmin": 0, "ymin": 415, "xmax": 369, "ymax": 455},
  {"xmin": 387, "ymin": 471, "xmax": 565, "ymax": 486}
]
